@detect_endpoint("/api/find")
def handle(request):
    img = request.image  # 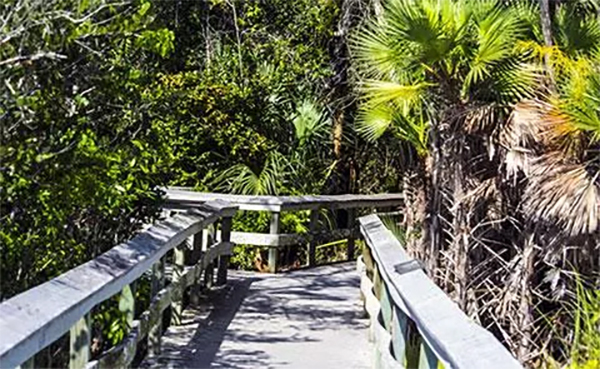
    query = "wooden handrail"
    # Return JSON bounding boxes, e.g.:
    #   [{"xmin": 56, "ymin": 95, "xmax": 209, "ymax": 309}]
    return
[
  {"xmin": 163, "ymin": 188, "xmax": 403, "ymax": 273},
  {"xmin": 0, "ymin": 201, "xmax": 237, "ymax": 369},
  {"xmin": 164, "ymin": 187, "xmax": 404, "ymax": 212},
  {"xmin": 358, "ymin": 214, "xmax": 523, "ymax": 369}
]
